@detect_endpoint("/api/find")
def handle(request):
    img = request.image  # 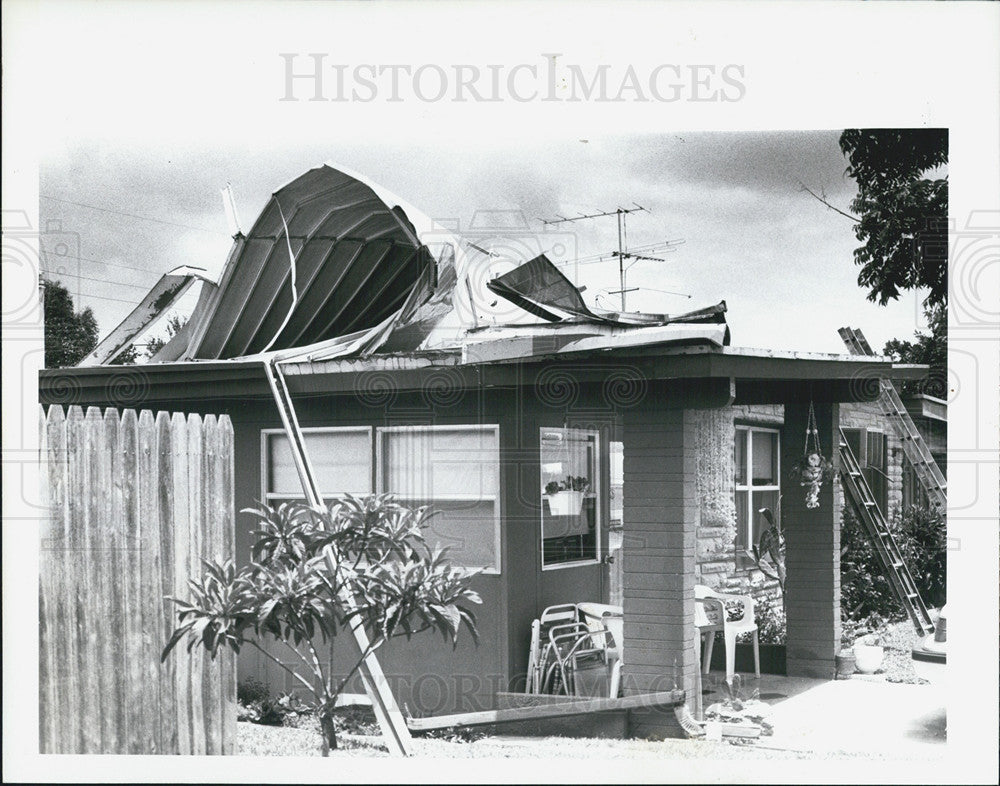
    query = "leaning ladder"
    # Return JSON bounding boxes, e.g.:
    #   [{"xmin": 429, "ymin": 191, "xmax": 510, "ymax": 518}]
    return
[
  {"xmin": 838, "ymin": 327, "xmax": 947, "ymax": 516},
  {"xmin": 838, "ymin": 429, "xmax": 936, "ymax": 635}
]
